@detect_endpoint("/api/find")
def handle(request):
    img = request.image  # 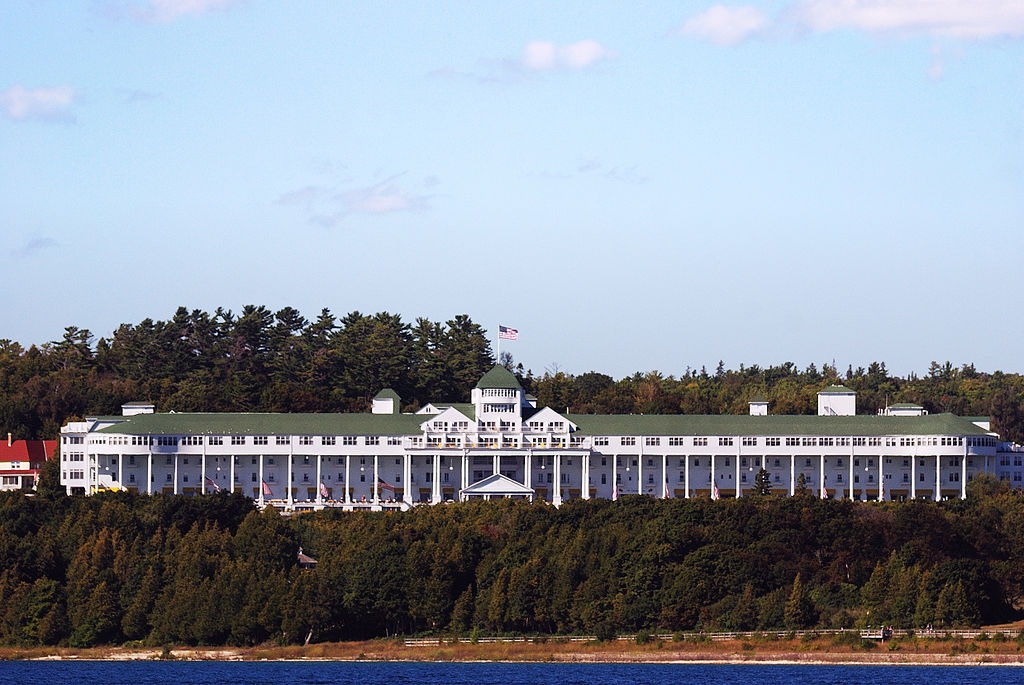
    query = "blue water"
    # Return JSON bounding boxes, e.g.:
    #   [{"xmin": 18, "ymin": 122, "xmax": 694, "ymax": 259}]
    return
[{"xmin": 0, "ymin": 662, "xmax": 1019, "ymax": 685}]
